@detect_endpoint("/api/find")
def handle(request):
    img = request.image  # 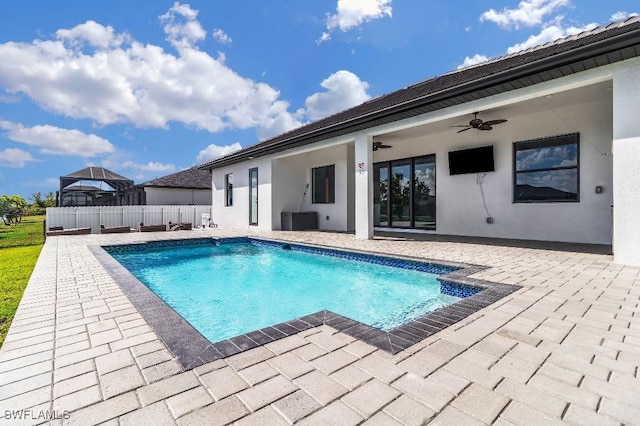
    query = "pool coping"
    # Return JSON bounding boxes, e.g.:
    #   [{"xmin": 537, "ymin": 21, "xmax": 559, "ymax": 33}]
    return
[{"xmin": 90, "ymin": 237, "xmax": 521, "ymax": 370}]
